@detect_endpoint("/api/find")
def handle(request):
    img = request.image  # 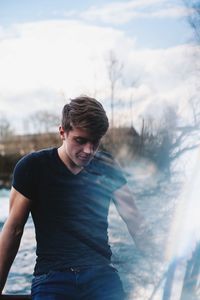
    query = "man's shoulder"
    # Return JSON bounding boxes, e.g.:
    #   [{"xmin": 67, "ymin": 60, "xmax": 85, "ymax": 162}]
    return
[
  {"xmin": 91, "ymin": 150, "xmax": 120, "ymax": 174},
  {"xmin": 91, "ymin": 151, "xmax": 127, "ymax": 190},
  {"xmin": 16, "ymin": 147, "xmax": 55, "ymax": 167},
  {"xmin": 33, "ymin": 147, "xmax": 56, "ymax": 159},
  {"xmin": 94, "ymin": 150, "xmax": 114, "ymax": 164}
]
